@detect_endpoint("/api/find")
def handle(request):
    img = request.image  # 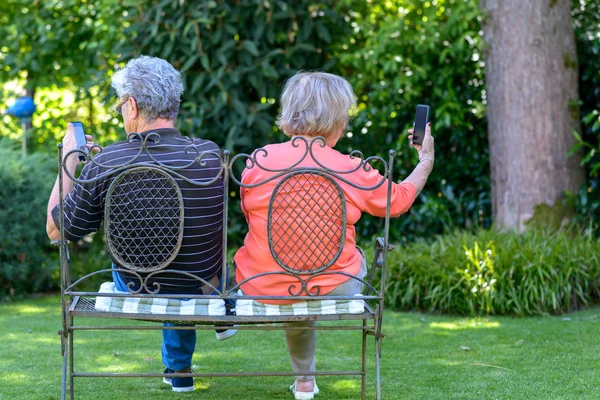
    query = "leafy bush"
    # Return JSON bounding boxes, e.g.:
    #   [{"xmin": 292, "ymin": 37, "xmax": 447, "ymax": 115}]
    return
[
  {"xmin": 120, "ymin": 0, "xmax": 348, "ymax": 152},
  {"xmin": 380, "ymin": 227, "xmax": 600, "ymax": 316},
  {"xmin": 0, "ymin": 140, "xmax": 58, "ymax": 299},
  {"xmin": 337, "ymin": 0, "xmax": 490, "ymax": 242},
  {"xmin": 115, "ymin": 0, "xmax": 350, "ymax": 246}
]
